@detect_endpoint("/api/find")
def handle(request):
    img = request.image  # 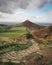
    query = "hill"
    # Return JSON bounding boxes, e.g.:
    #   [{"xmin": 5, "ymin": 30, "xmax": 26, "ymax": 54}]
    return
[
  {"xmin": 22, "ymin": 20, "xmax": 45, "ymax": 30},
  {"xmin": 32, "ymin": 26, "xmax": 52, "ymax": 39}
]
